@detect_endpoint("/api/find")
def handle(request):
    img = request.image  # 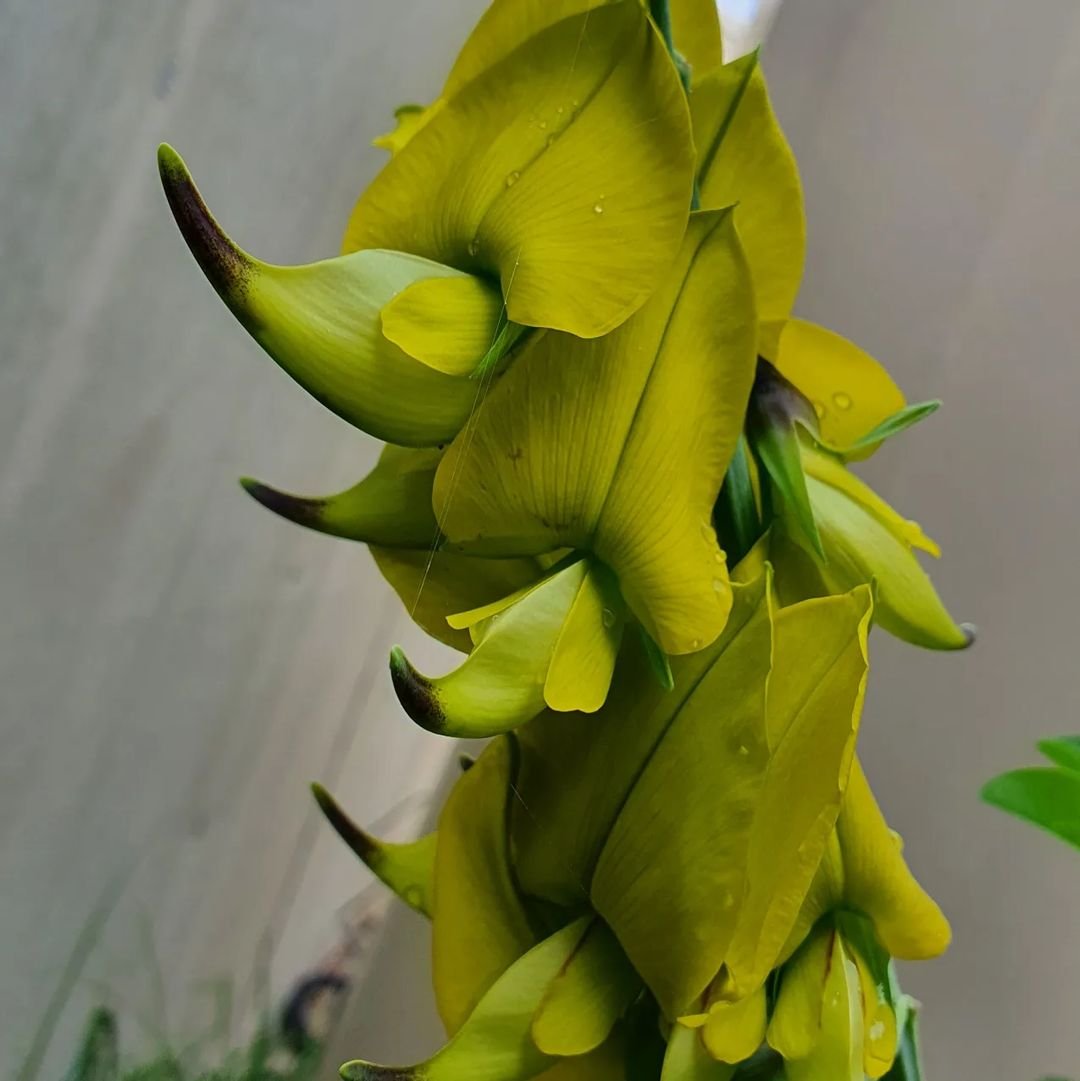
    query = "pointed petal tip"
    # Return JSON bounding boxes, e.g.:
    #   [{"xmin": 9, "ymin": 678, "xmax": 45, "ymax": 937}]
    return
[
  {"xmin": 157, "ymin": 144, "xmax": 254, "ymax": 300},
  {"xmin": 310, "ymin": 783, "xmax": 378, "ymax": 864},
  {"xmin": 239, "ymin": 476, "xmax": 327, "ymax": 528},
  {"xmin": 389, "ymin": 645, "xmax": 446, "ymax": 733}
]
